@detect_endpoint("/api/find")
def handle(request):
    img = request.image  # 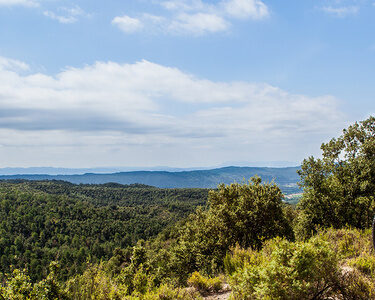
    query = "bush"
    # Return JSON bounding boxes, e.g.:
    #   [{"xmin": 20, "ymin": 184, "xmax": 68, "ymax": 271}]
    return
[
  {"xmin": 187, "ymin": 271, "xmax": 223, "ymax": 295},
  {"xmin": 65, "ymin": 263, "xmax": 120, "ymax": 300},
  {"xmin": 229, "ymin": 236, "xmax": 340, "ymax": 300},
  {"xmin": 229, "ymin": 229, "xmax": 375, "ymax": 300},
  {"xmin": 141, "ymin": 284, "xmax": 202, "ymax": 300},
  {"xmin": 224, "ymin": 246, "xmax": 262, "ymax": 276},
  {"xmin": 316, "ymin": 227, "xmax": 373, "ymax": 260},
  {"xmin": 349, "ymin": 254, "xmax": 375, "ymax": 276},
  {"xmin": 338, "ymin": 267, "xmax": 375, "ymax": 300},
  {"xmin": 0, "ymin": 262, "xmax": 67, "ymax": 300}
]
